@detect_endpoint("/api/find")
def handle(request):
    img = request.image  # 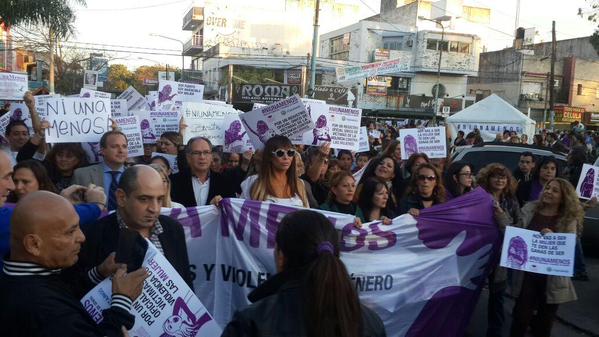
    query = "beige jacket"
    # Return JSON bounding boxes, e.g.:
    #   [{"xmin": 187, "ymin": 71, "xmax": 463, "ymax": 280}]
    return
[{"xmin": 509, "ymin": 202, "xmax": 578, "ymax": 304}]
